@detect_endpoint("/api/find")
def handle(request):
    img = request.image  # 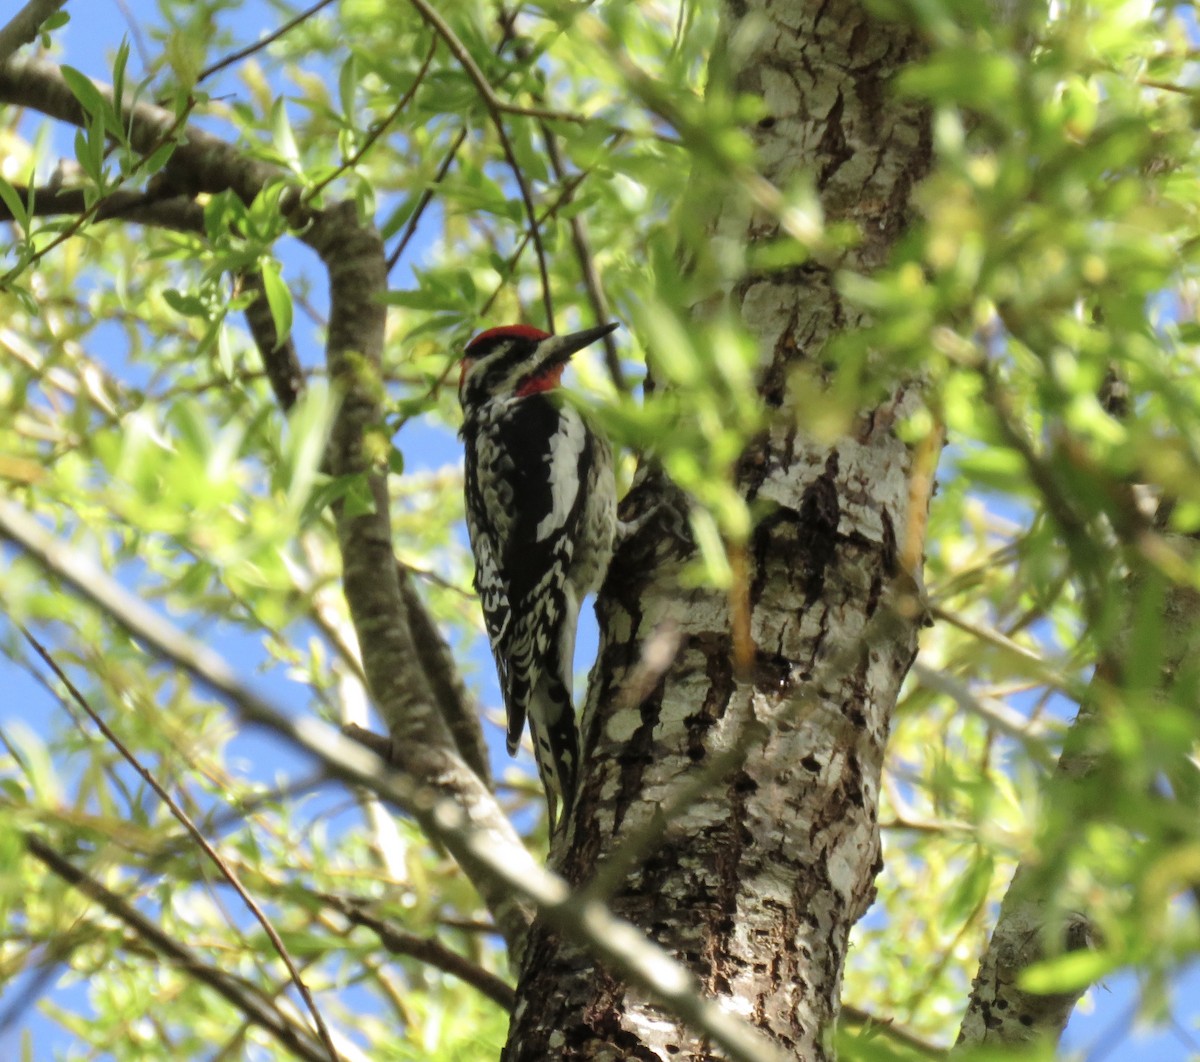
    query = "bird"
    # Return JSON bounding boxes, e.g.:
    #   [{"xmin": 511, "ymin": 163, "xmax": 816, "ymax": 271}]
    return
[{"xmin": 458, "ymin": 322, "xmax": 618, "ymax": 832}]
